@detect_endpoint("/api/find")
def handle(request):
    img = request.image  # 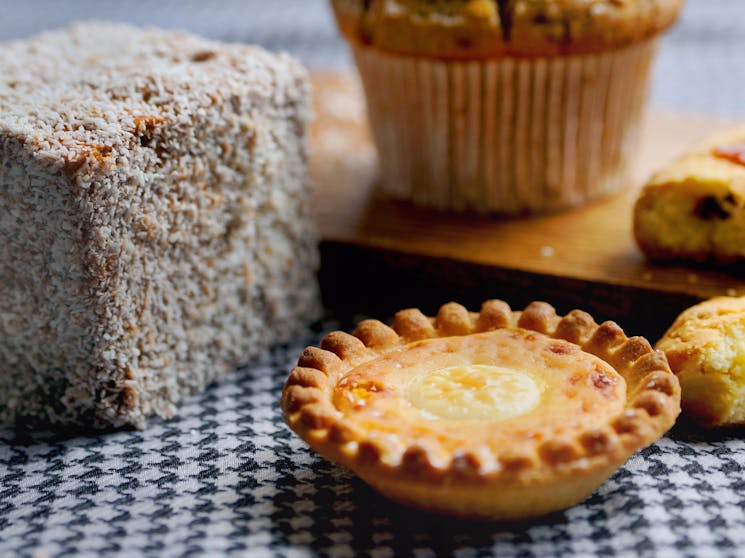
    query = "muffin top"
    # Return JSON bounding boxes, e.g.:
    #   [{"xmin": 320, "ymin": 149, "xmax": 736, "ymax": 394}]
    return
[{"xmin": 331, "ymin": 0, "xmax": 684, "ymax": 58}]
